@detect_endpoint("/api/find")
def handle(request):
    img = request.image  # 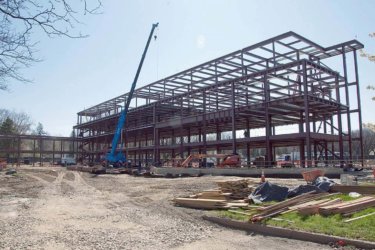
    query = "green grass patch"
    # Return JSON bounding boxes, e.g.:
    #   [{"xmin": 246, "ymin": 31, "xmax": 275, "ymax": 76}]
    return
[
  {"xmin": 217, "ymin": 210, "xmax": 248, "ymax": 221},
  {"xmin": 216, "ymin": 194, "xmax": 375, "ymax": 242},
  {"xmin": 266, "ymin": 208, "xmax": 375, "ymax": 242},
  {"xmin": 328, "ymin": 193, "xmax": 358, "ymax": 201}
]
